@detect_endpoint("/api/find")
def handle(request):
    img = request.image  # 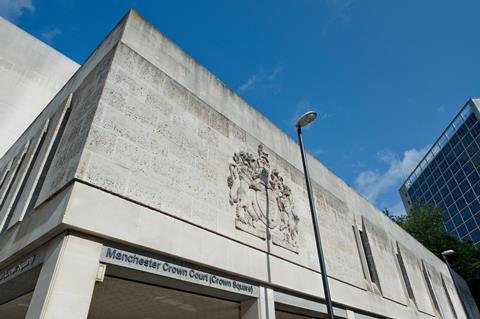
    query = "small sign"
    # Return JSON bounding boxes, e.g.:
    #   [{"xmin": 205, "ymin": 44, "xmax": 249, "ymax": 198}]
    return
[
  {"xmin": 100, "ymin": 245, "xmax": 259, "ymax": 297},
  {"xmin": 0, "ymin": 249, "xmax": 44, "ymax": 285}
]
